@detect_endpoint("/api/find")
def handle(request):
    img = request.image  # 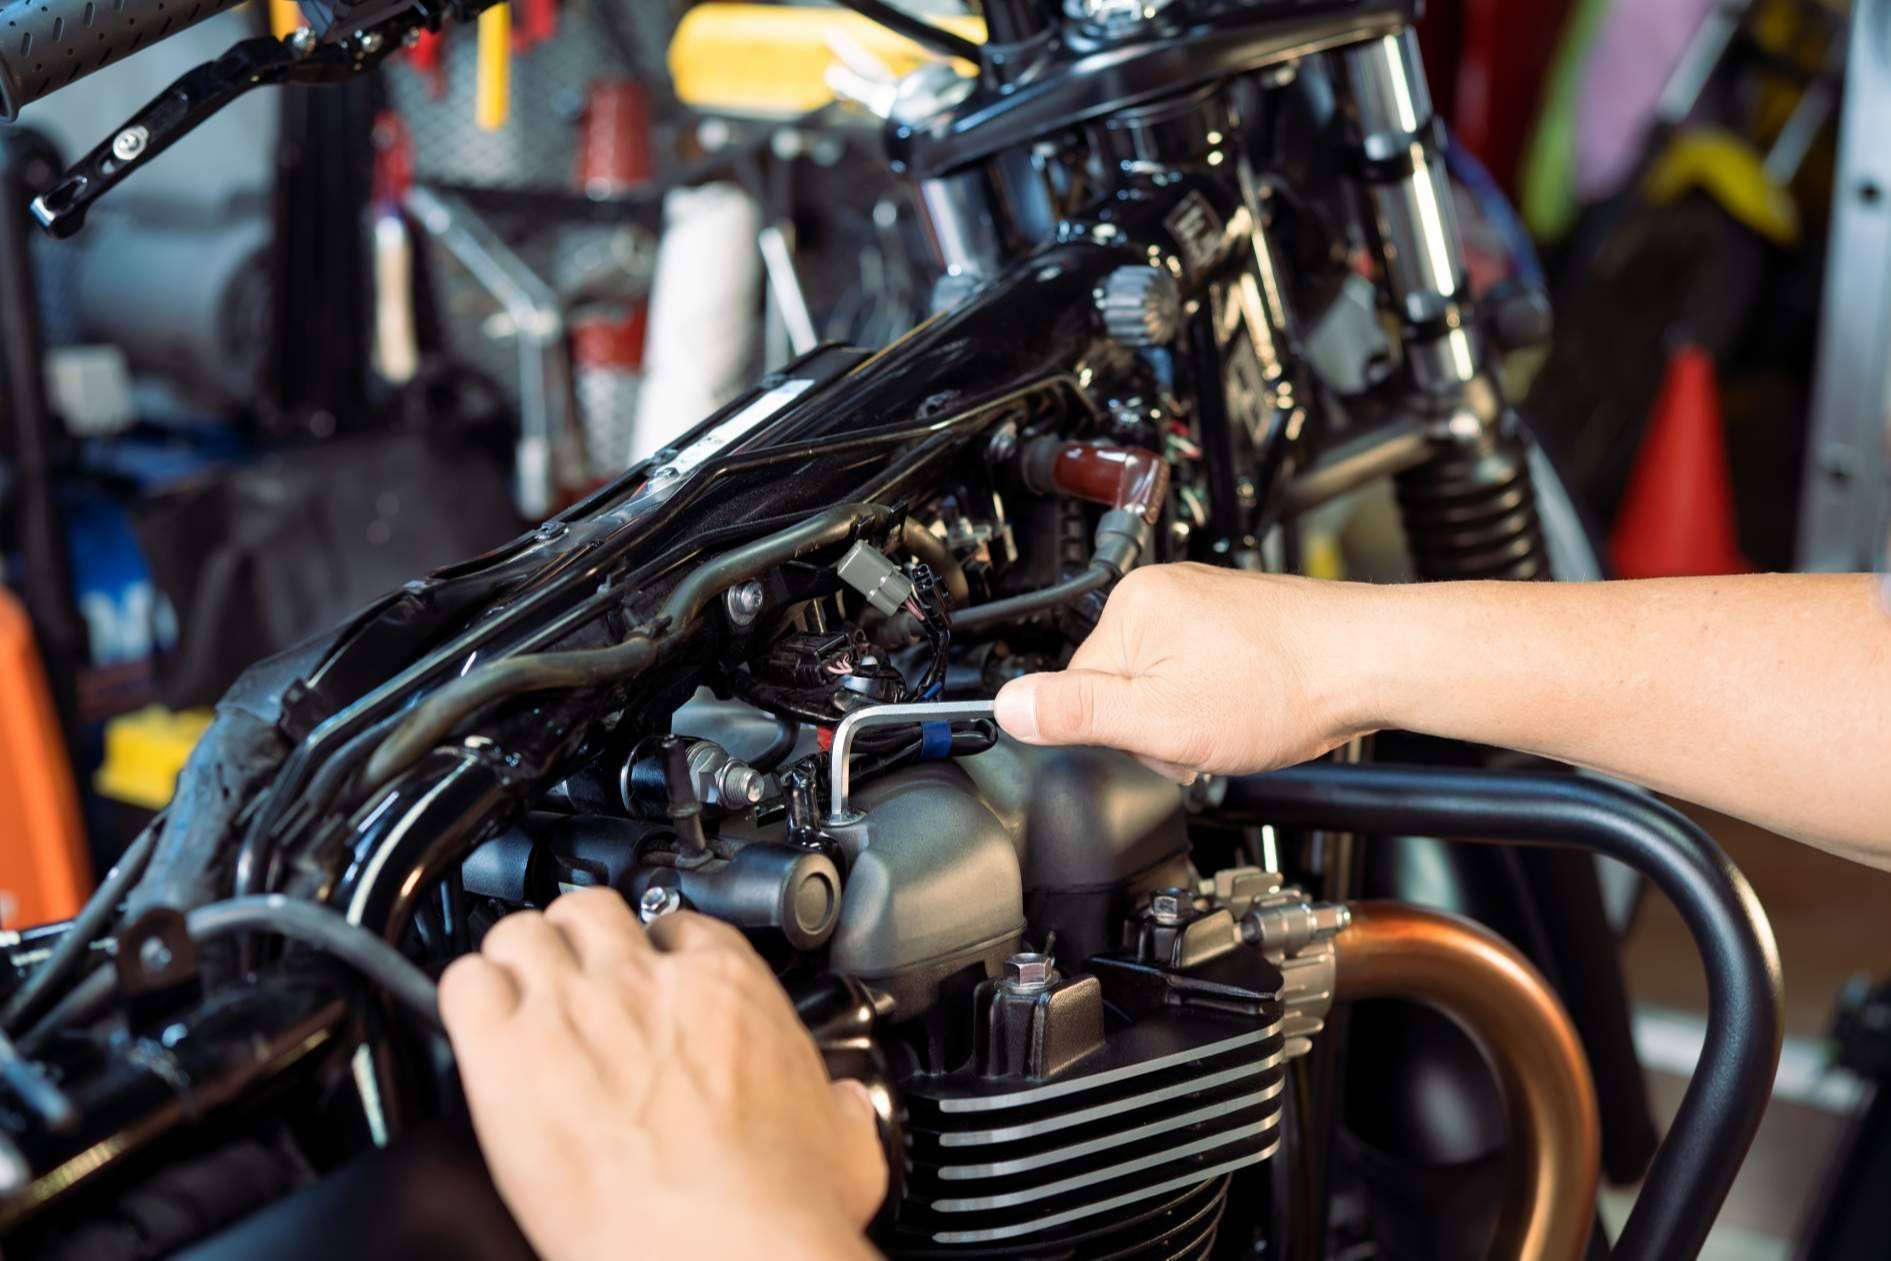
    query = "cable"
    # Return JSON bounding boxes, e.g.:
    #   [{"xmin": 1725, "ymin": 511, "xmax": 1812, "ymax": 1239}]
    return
[
  {"xmin": 832, "ymin": 0, "xmax": 982, "ymax": 64},
  {"xmin": 16, "ymin": 967, "xmax": 113, "ymax": 1058},
  {"xmin": 184, "ymin": 897, "xmax": 441, "ymax": 1032},
  {"xmin": 1, "ymin": 824, "xmax": 158, "ymax": 1033},
  {"xmin": 752, "ymin": 718, "xmax": 802, "ymax": 774},
  {"xmin": 0, "ymin": 1026, "xmax": 73, "ymax": 1128},
  {"xmin": 19, "ymin": 895, "xmax": 442, "ymax": 1059},
  {"xmin": 949, "ymin": 561, "xmax": 1115, "ymax": 634},
  {"xmin": 362, "ymin": 504, "xmax": 893, "ymax": 791}
]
